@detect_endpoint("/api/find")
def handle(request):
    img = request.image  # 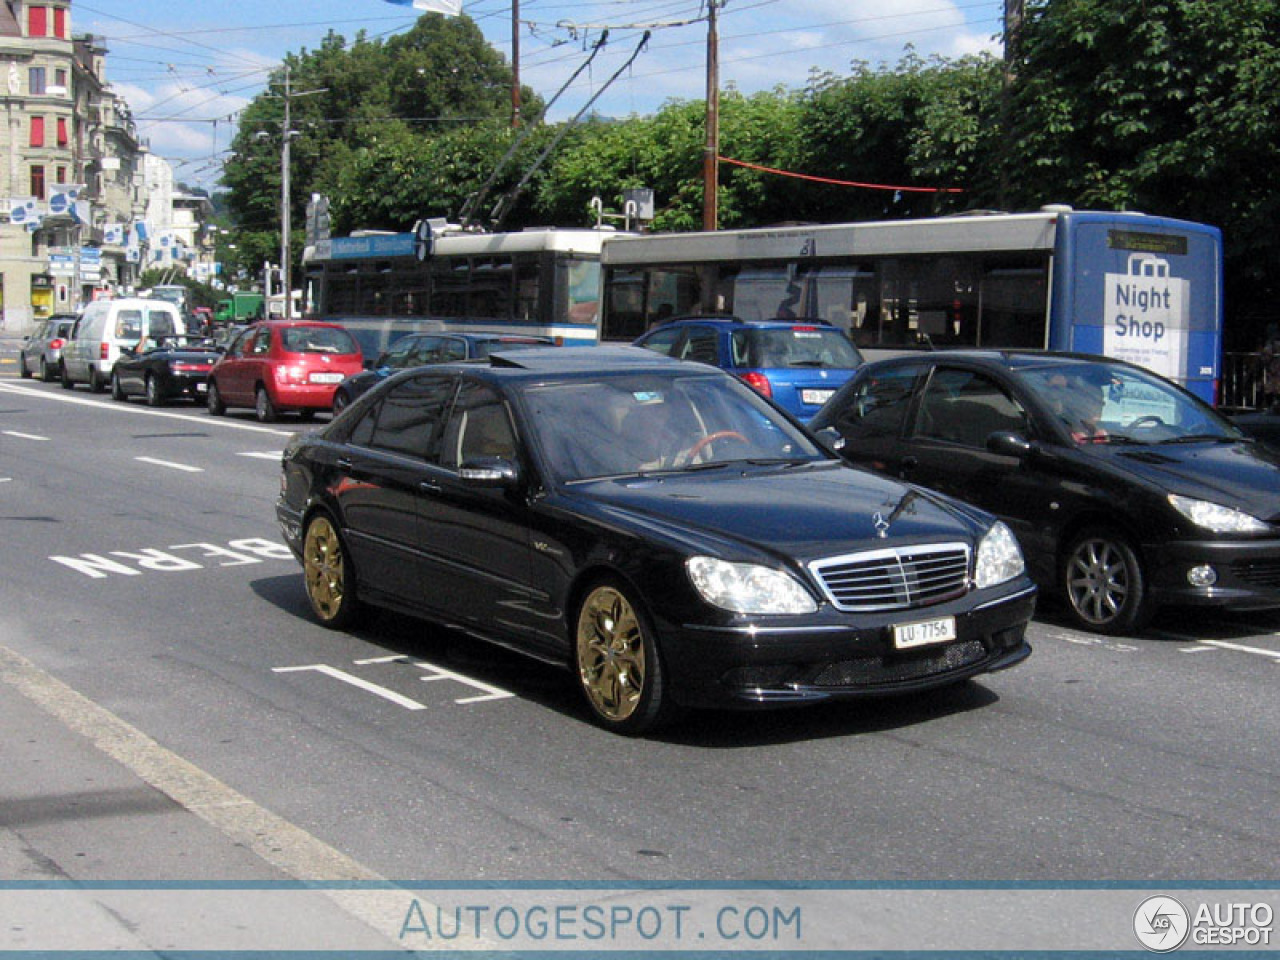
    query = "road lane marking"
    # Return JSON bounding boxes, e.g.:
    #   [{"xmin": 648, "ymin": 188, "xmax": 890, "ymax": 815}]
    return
[
  {"xmin": 238, "ymin": 451, "xmax": 284, "ymax": 460},
  {"xmin": 272, "ymin": 664, "xmax": 427, "ymax": 710},
  {"xmin": 1194, "ymin": 638, "xmax": 1280, "ymax": 660},
  {"xmin": 0, "ymin": 381, "xmax": 294, "ymax": 436},
  {"xmin": 135, "ymin": 456, "xmax": 203, "ymax": 473},
  {"xmin": 353, "ymin": 654, "xmax": 515, "ymax": 704},
  {"xmin": 3, "ymin": 429, "xmax": 48, "ymax": 440}
]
